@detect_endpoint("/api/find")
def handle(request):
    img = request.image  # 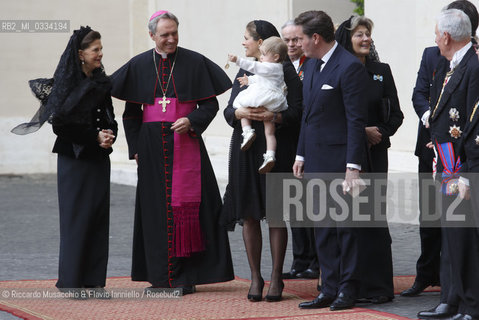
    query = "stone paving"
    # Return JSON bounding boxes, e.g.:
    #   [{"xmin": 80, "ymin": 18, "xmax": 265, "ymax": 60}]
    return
[{"xmin": 0, "ymin": 173, "xmax": 442, "ymax": 319}]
